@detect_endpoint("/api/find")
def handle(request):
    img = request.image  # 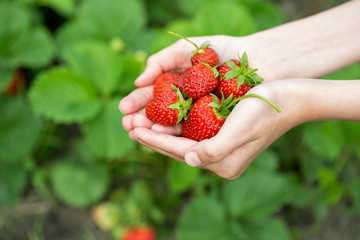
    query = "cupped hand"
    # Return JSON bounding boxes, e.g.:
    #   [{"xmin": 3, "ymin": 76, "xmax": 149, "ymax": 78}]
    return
[
  {"xmin": 127, "ymin": 80, "xmax": 309, "ymax": 179},
  {"xmin": 119, "ymin": 35, "xmax": 258, "ymax": 131}
]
